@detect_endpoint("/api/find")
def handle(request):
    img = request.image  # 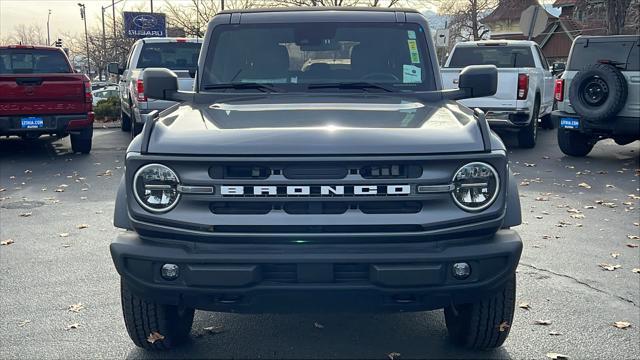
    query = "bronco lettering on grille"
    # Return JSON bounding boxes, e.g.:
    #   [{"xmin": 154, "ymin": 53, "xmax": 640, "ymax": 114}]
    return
[{"xmin": 220, "ymin": 185, "xmax": 411, "ymax": 196}]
